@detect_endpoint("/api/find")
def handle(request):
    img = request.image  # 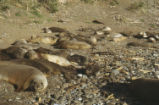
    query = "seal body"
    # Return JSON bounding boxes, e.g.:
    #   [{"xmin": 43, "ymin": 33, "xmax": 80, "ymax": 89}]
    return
[
  {"xmin": 0, "ymin": 61, "xmax": 48, "ymax": 91},
  {"xmin": 129, "ymin": 78, "xmax": 159, "ymax": 102},
  {"xmin": 11, "ymin": 59, "xmax": 77, "ymax": 80}
]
